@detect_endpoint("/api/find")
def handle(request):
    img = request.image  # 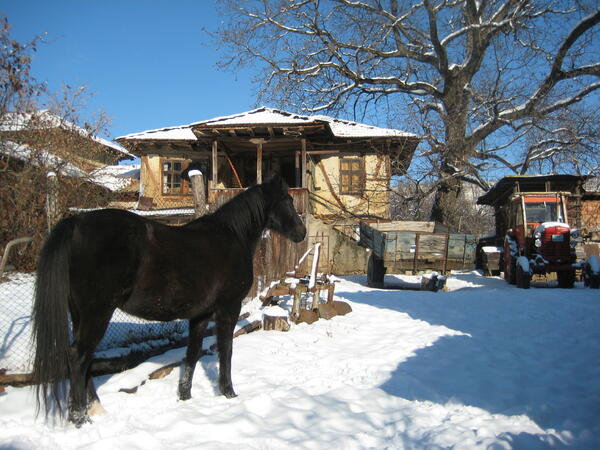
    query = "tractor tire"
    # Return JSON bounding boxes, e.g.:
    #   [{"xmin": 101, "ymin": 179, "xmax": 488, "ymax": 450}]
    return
[
  {"xmin": 367, "ymin": 254, "xmax": 386, "ymax": 288},
  {"xmin": 584, "ymin": 259, "xmax": 600, "ymax": 289},
  {"xmin": 503, "ymin": 239, "xmax": 517, "ymax": 285},
  {"xmin": 557, "ymin": 269, "xmax": 575, "ymax": 289},
  {"xmin": 516, "ymin": 263, "xmax": 531, "ymax": 289},
  {"xmin": 504, "ymin": 254, "xmax": 516, "ymax": 285}
]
